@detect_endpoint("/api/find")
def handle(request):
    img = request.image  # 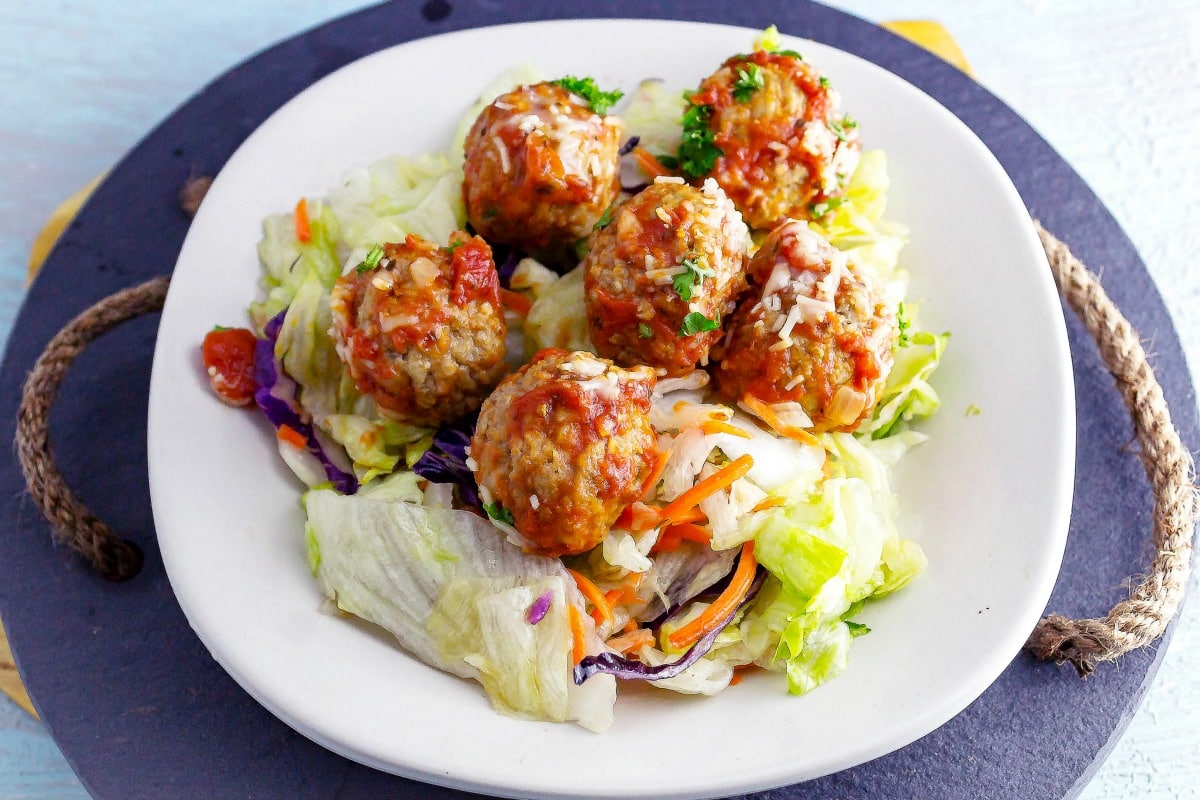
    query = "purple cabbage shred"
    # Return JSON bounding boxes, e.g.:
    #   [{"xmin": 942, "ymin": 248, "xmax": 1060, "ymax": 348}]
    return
[
  {"xmin": 411, "ymin": 417, "xmax": 481, "ymax": 509},
  {"xmin": 526, "ymin": 591, "xmax": 553, "ymax": 625},
  {"xmin": 618, "ymin": 135, "xmax": 641, "ymax": 156},
  {"xmin": 254, "ymin": 309, "xmax": 358, "ymax": 495},
  {"xmin": 573, "ymin": 569, "xmax": 765, "ymax": 685}
]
